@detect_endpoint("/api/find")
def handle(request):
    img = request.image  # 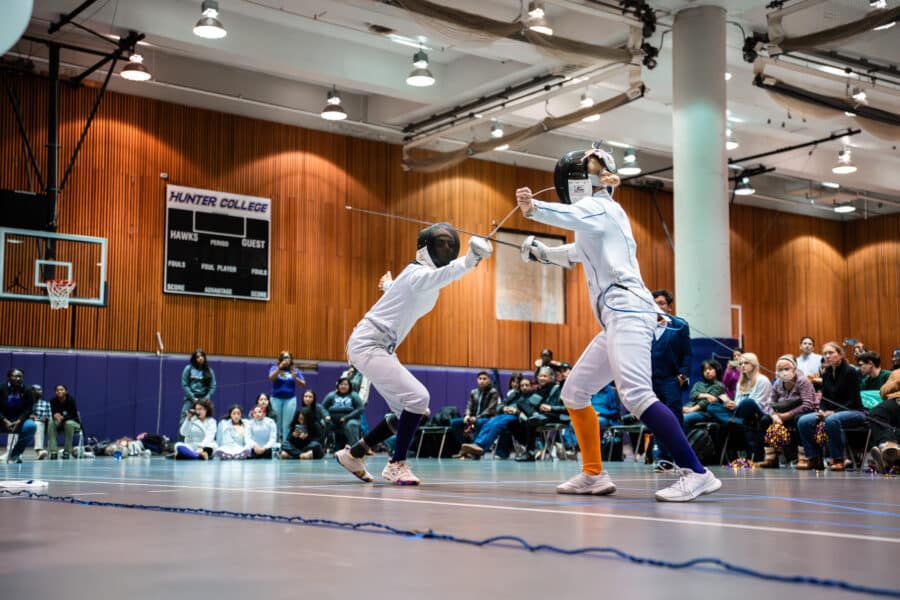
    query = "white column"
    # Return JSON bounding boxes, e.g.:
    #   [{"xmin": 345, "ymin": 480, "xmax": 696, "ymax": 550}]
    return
[{"xmin": 672, "ymin": 5, "xmax": 731, "ymax": 338}]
